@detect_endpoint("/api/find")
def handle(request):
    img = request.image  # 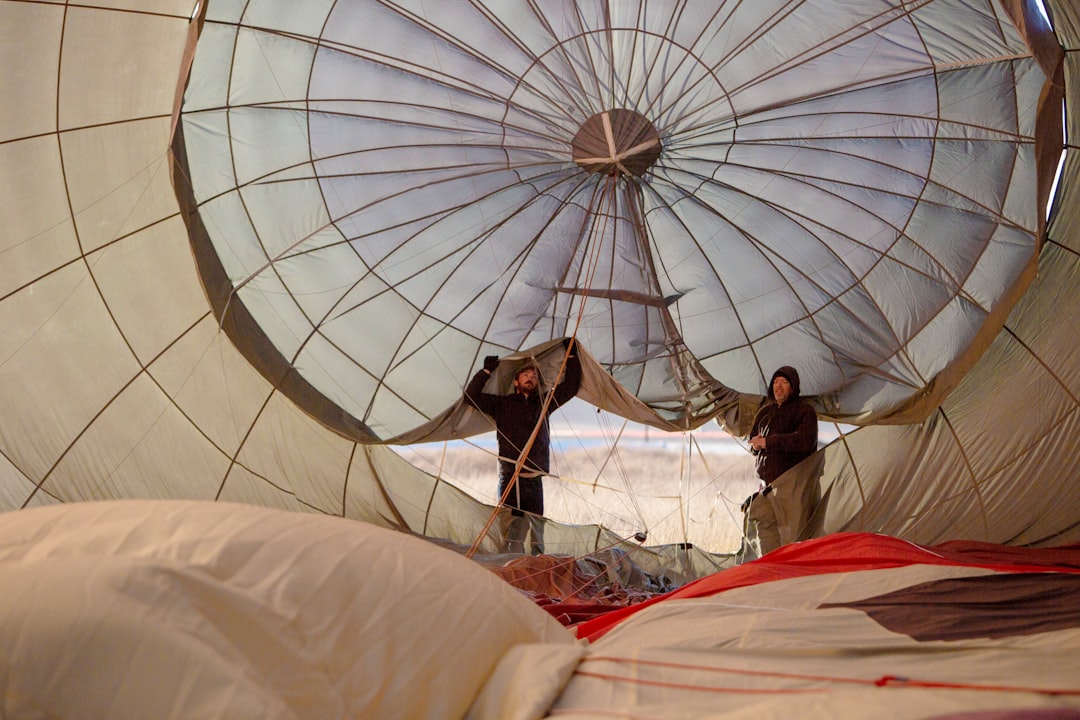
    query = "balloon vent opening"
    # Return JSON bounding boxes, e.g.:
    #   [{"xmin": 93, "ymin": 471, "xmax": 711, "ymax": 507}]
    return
[{"xmin": 572, "ymin": 109, "xmax": 661, "ymax": 177}]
